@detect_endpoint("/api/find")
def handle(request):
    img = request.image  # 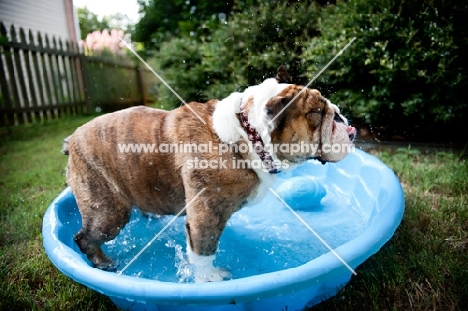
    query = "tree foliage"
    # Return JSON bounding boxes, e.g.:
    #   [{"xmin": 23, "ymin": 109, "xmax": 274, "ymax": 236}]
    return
[
  {"xmin": 133, "ymin": 0, "xmax": 242, "ymax": 50},
  {"xmin": 139, "ymin": 0, "xmax": 467, "ymax": 140},
  {"xmin": 304, "ymin": 0, "xmax": 468, "ymax": 135},
  {"xmin": 77, "ymin": 7, "xmax": 110, "ymax": 40},
  {"xmin": 77, "ymin": 7, "xmax": 132, "ymax": 40},
  {"xmin": 152, "ymin": 1, "xmax": 320, "ymax": 105}
]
